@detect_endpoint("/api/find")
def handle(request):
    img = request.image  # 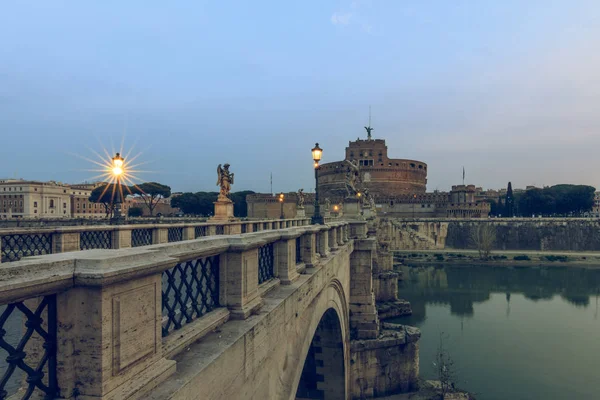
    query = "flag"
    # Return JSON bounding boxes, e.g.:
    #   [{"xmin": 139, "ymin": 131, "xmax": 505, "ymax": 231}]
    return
[{"xmin": 462, "ymin": 167, "xmax": 465, "ymax": 183}]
